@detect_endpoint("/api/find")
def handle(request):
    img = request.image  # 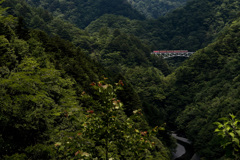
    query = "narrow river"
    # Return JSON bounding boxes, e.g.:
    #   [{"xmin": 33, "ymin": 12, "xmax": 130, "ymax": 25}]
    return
[
  {"xmin": 172, "ymin": 133, "xmax": 200, "ymax": 160},
  {"xmin": 172, "ymin": 143, "xmax": 185, "ymax": 159}
]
